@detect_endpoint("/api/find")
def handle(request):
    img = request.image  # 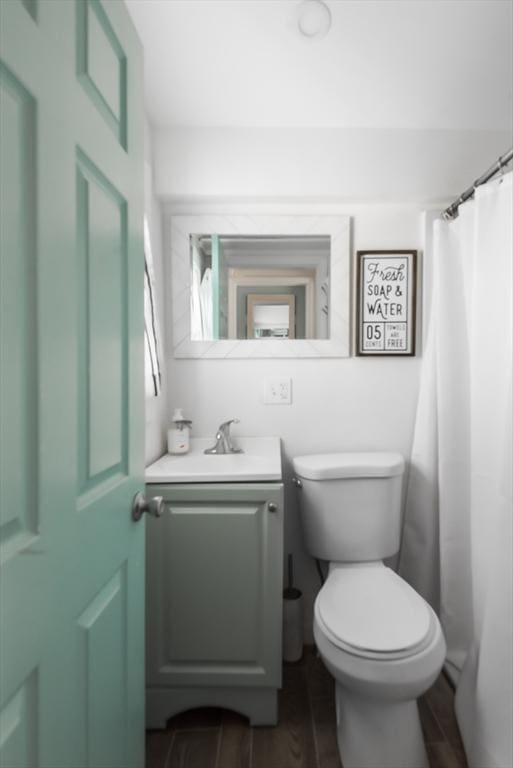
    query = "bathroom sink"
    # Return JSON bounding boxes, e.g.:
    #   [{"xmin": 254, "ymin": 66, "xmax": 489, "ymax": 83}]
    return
[{"xmin": 145, "ymin": 437, "xmax": 282, "ymax": 483}]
